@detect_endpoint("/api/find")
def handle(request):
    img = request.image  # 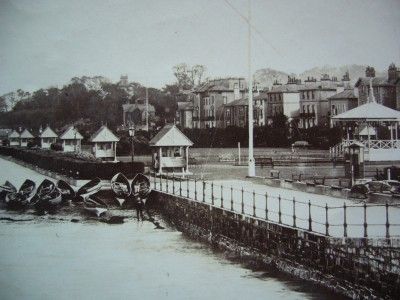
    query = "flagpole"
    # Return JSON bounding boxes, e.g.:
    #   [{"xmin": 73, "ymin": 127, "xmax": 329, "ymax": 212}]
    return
[{"xmin": 247, "ymin": 0, "xmax": 255, "ymax": 176}]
